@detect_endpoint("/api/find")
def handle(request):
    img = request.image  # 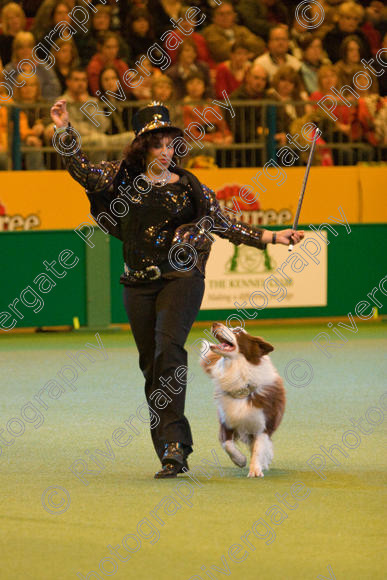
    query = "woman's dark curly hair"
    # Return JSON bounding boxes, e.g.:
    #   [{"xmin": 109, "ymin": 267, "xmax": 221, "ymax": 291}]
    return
[{"xmin": 122, "ymin": 128, "xmax": 183, "ymax": 173}]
